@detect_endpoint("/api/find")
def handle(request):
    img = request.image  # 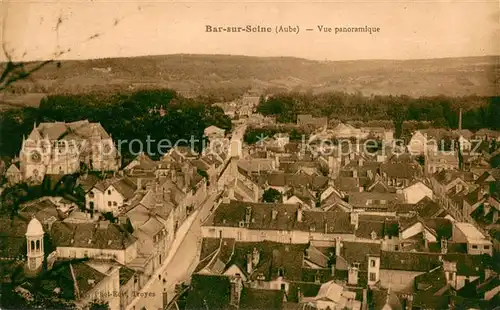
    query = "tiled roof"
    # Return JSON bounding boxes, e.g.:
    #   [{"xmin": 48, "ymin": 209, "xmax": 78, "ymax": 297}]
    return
[
  {"xmin": 50, "ymin": 221, "xmax": 137, "ymax": 250},
  {"xmin": 339, "ymin": 241, "xmax": 381, "ymax": 271},
  {"xmin": 25, "ymin": 259, "xmax": 107, "ymax": 301},
  {"xmin": 411, "ymin": 197, "xmax": 443, "ymax": 218},
  {"xmin": 119, "ymin": 266, "xmax": 136, "ymax": 285},
  {"xmin": 0, "ymin": 217, "xmax": 29, "ymax": 259},
  {"xmin": 205, "ymin": 201, "xmax": 355, "ymax": 234},
  {"xmin": 93, "ymin": 177, "xmax": 137, "ymax": 199},
  {"xmin": 380, "ymin": 251, "xmax": 442, "ymax": 272},
  {"xmin": 287, "ymin": 282, "xmax": 322, "ymax": 303},
  {"xmin": 304, "ymin": 245, "xmax": 330, "ymax": 268},
  {"xmin": 239, "ymin": 287, "xmax": 284, "ymax": 309},
  {"xmin": 346, "ymin": 191, "xmax": 403, "ymax": 208},
  {"xmin": 370, "ymin": 288, "xmax": 403, "ymax": 310},
  {"xmin": 78, "ymin": 174, "xmax": 101, "ymax": 193},
  {"xmin": 262, "ymin": 173, "xmax": 329, "ymax": 191},
  {"xmin": 380, "ymin": 162, "xmax": 421, "ymax": 179},
  {"xmin": 443, "ymin": 253, "xmax": 494, "ymax": 276},
  {"xmin": 36, "ymin": 121, "xmax": 111, "ymax": 141},
  {"xmin": 185, "ymin": 274, "xmax": 234, "ymax": 310}
]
